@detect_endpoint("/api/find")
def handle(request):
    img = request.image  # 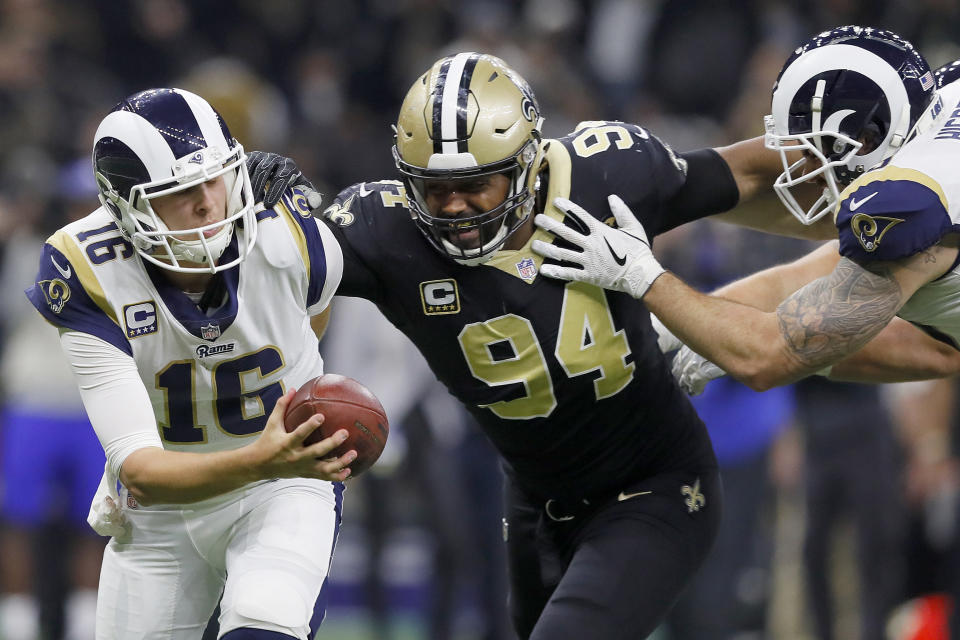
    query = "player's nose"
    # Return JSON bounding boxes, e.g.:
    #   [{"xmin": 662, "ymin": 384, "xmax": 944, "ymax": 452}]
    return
[
  {"xmin": 193, "ymin": 183, "xmax": 219, "ymax": 216},
  {"xmin": 438, "ymin": 191, "xmax": 471, "ymax": 217}
]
